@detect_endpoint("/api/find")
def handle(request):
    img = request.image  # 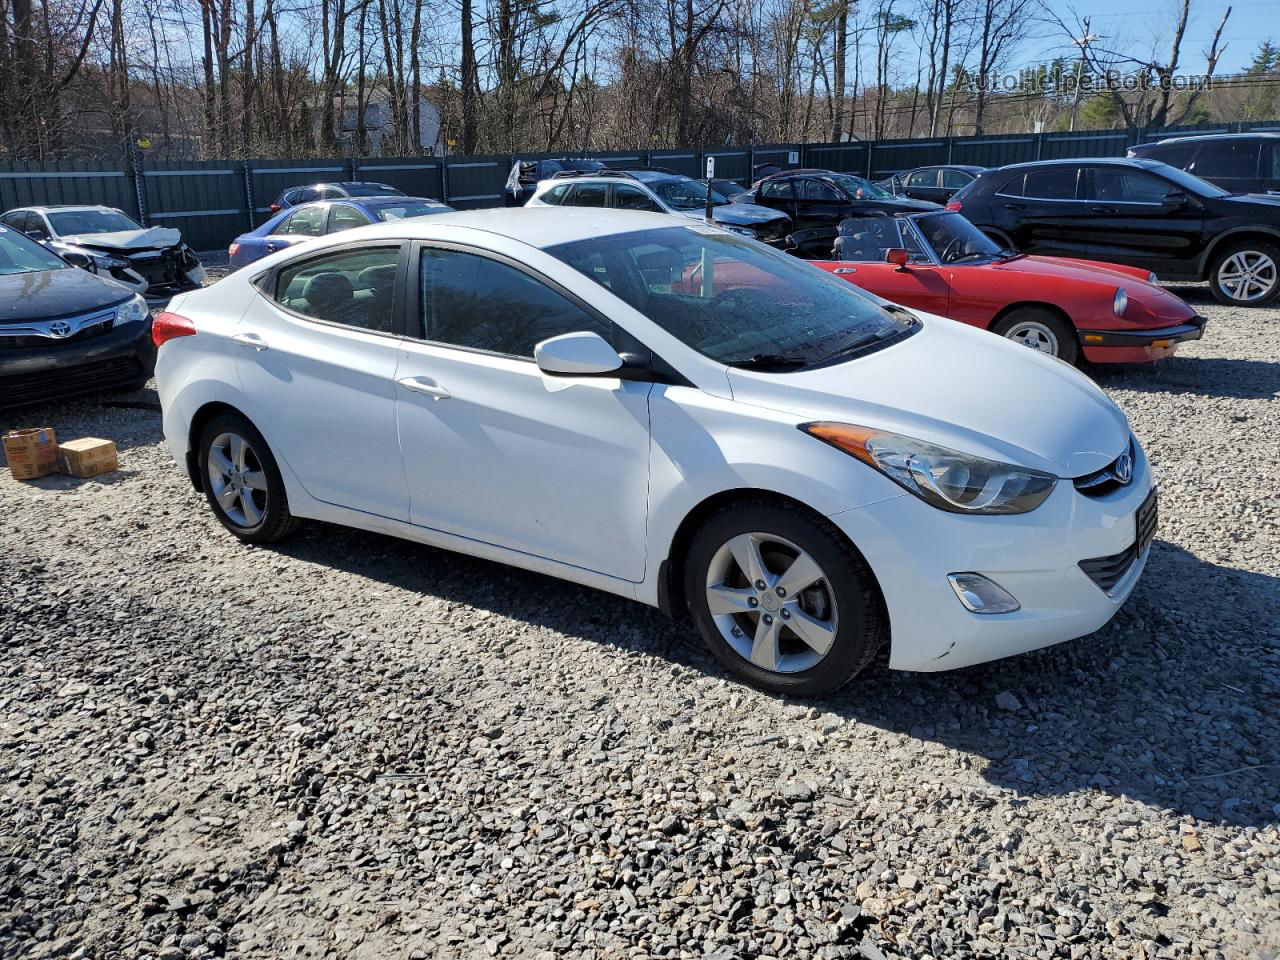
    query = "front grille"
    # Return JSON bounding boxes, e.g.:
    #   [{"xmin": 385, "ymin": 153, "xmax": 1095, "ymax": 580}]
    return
[
  {"xmin": 1079, "ymin": 488, "xmax": 1158, "ymax": 594},
  {"xmin": 0, "ymin": 315, "xmax": 115, "ymax": 350},
  {"xmin": 1074, "ymin": 438, "xmax": 1136, "ymax": 498},
  {"xmin": 0, "ymin": 355, "xmax": 142, "ymax": 407}
]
